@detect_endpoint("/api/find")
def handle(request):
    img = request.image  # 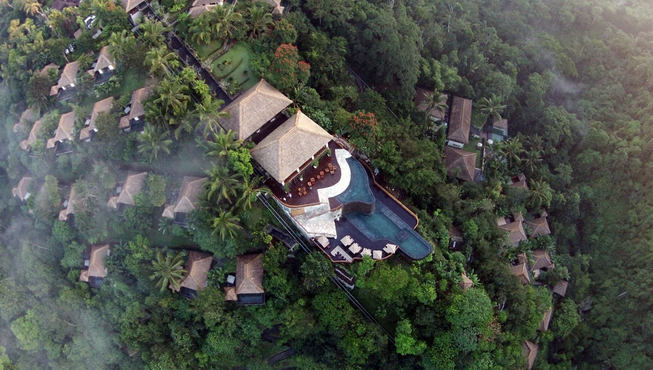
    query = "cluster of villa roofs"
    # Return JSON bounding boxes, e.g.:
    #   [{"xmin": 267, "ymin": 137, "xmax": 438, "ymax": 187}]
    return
[{"xmin": 415, "ymin": 88, "xmax": 509, "ymax": 182}]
